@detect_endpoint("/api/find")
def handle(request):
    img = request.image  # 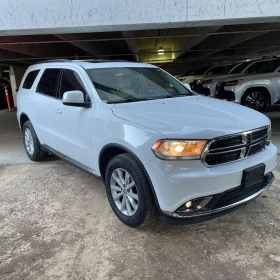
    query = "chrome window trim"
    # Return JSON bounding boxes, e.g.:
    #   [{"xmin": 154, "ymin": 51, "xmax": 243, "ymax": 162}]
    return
[{"xmin": 201, "ymin": 126, "xmax": 270, "ymax": 167}]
